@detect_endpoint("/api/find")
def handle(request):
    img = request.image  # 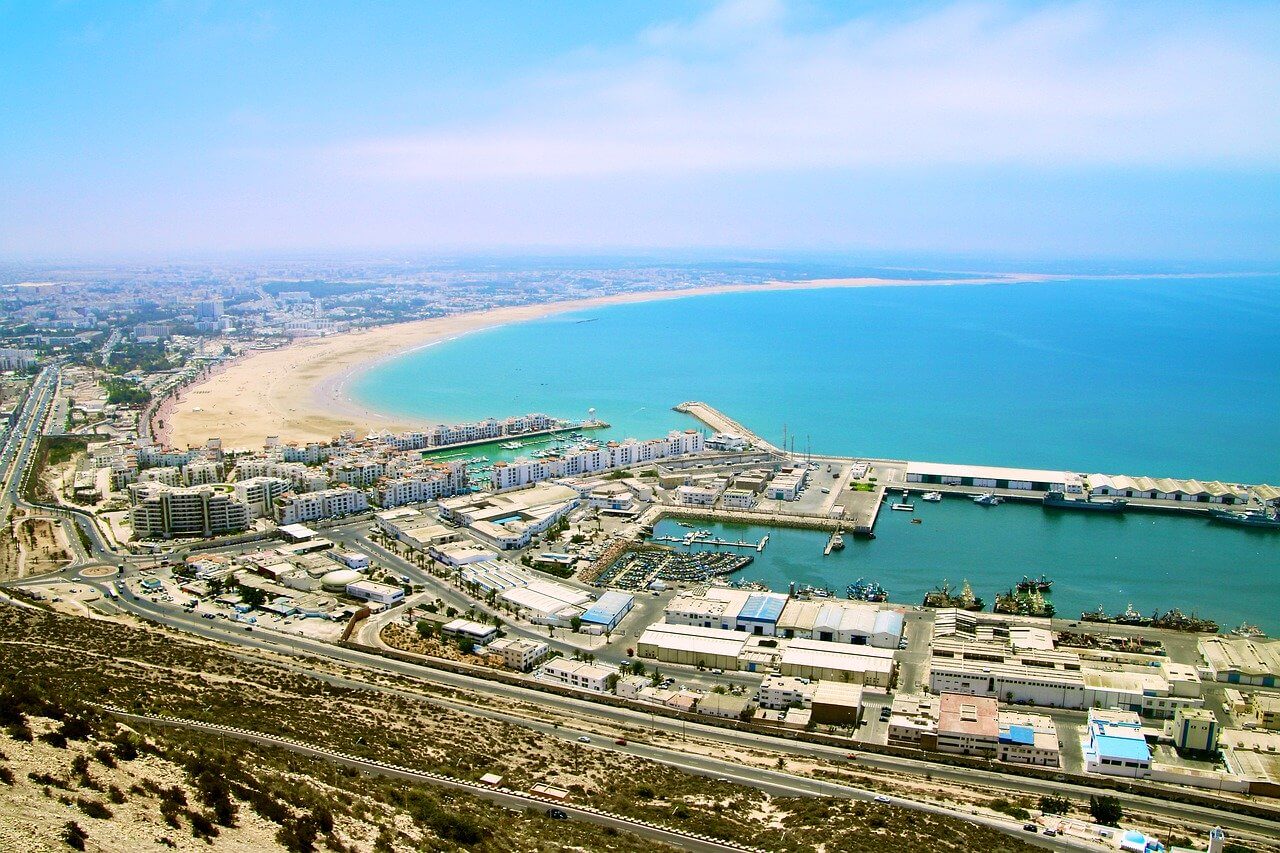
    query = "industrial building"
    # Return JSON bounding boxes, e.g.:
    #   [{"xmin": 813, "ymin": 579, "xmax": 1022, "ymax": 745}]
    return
[
  {"xmin": 888, "ymin": 693, "xmax": 941, "ymax": 749},
  {"xmin": 997, "ymin": 712, "xmax": 1060, "ymax": 766},
  {"xmin": 756, "ymin": 675, "xmax": 815, "ymax": 710},
  {"xmin": 1083, "ymin": 709, "xmax": 1152, "ymax": 778},
  {"xmin": 1172, "ymin": 707, "xmax": 1221, "ymax": 754},
  {"xmin": 579, "ymin": 590, "xmax": 634, "ymax": 633},
  {"xmin": 778, "ymin": 639, "xmax": 895, "ymax": 687},
  {"xmin": 637, "ymin": 623, "xmax": 749, "ymax": 671},
  {"xmin": 498, "ymin": 579, "xmax": 593, "ymax": 626},
  {"xmin": 775, "ymin": 599, "xmax": 904, "ymax": 648},
  {"xmin": 810, "ymin": 682, "xmax": 864, "ymax": 726},
  {"xmin": 936, "ymin": 693, "xmax": 999, "ymax": 757},
  {"xmin": 905, "ymin": 462, "xmax": 1079, "ymax": 493},
  {"xmin": 1199, "ymin": 636, "xmax": 1280, "ymax": 687},
  {"xmin": 663, "ymin": 587, "xmax": 788, "ymax": 636},
  {"xmin": 697, "ymin": 693, "xmax": 751, "ymax": 720}
]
